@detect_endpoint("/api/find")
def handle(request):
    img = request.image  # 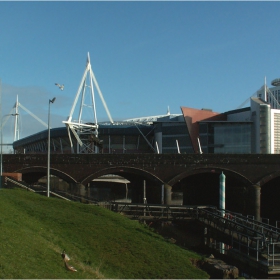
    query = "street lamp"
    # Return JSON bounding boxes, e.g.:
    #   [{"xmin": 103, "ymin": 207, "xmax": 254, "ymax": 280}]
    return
[{"xmin": 47, "ymin": 97, "xmax": 56, "ymax": 197}]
